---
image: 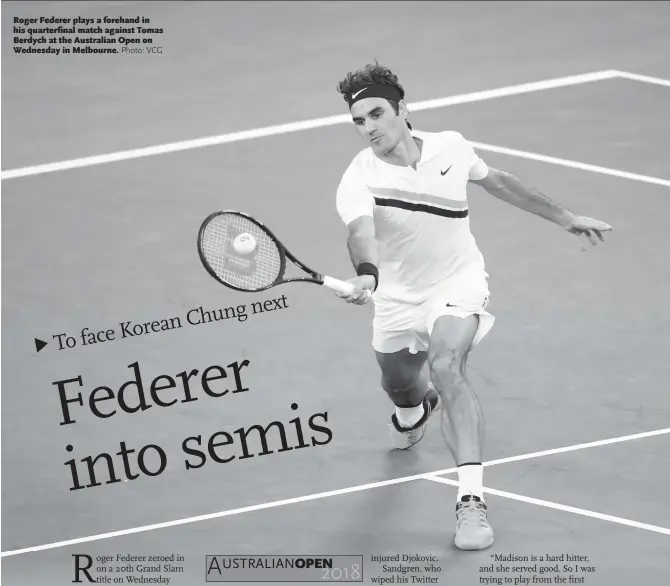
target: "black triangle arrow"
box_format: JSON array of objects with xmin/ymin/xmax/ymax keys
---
[{"xmin": 35, "ymin": 338, "xmax": 47, "ymax": 353}]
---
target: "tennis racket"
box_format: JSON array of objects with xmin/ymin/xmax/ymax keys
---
[{"xmin": 197, "ymin": 210, "xmax": 368, "ymax": 298}]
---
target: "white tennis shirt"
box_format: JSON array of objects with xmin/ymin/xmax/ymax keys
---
[{"xmin": 336, "ymin": 130, "xmax": 490, "ymax": 303}]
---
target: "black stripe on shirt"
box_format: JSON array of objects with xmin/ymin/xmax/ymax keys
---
[{"xmin": 374, "ymin": 197, "xmax": 469, "ymax": 218}]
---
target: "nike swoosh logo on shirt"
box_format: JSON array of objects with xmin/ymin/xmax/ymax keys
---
[
  {"xmin": 351, "ymin": 88, "xmax": 368, "ymax": 99},
  {"xmin": 440, "ymin": 165, "xmax": 452, "ymax": 176}
]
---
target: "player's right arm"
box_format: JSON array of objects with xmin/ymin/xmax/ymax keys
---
[
  {"xmin": 345, "ymin": 215, "xmax": 378, "ymax": 268},
  {"xmin": 342, "ymin": 216, "xmax": 378, "ymax": 304},
  {"xmin": 336, "ymin": 162, "xmax": 378, "ymax": 305}
]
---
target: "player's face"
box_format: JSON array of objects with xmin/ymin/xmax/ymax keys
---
[{"xmin": 350, "ymin": 98, "xmax": 407, "ymax": 152}]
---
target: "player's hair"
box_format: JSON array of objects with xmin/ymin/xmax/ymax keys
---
[{"xmin": 337, "ymin": 61, "xmax": 412, "ymax": 128}]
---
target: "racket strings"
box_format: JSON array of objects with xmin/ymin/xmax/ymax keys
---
[{"xmin": 200, "ymin": 214, "xmax": 282, "ymax": 290}]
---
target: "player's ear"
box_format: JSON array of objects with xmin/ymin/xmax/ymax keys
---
[{"xmin": 398, "ymin": 100, "xmax": 409, "ymax": 121}]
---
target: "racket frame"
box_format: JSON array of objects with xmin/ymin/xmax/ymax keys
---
[{"xmin": 197, "ymin": 210, "xmax": 331, "ymax": 293}]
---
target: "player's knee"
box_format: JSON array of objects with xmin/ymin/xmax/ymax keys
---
[{"xmin": 381, "ymin": 370, "xmax": 420, "ymax": 395}]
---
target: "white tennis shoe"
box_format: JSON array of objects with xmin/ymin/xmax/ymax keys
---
[{"xmin": 454, "ymin": 494, "xmax": 495, "ymax": 550}]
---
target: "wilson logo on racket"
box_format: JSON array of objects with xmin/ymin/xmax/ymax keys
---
[{"xmin": 223, "ymin": 253, "xmax": 256, "ymax": 276}]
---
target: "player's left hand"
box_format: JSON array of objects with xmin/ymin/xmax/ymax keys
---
[{"xmin": 565, "ymin": 215, "xmax": 613, "ymax": 250}]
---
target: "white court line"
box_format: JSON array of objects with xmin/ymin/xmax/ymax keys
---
[
  {"xmin": 484, "ymin": 427, "xmax": 670, "ymax": 468},
  {"xmin": 0, "ymin": 468, "xmax": 457, "ymax": 558},
  {"xmin": 415, "ymin": 427, "xmax": 670, "ymax": 477},
  {"xmin": 611, "ymin": 70, "xmax": 670, "ymax": 88},
  {"xmin": 0, "ymin": 70, "xmax": 618, "ymax": 180},
  {"xmin": 2, "ymin": 427, "xmax": 668, "ymax": 558},
  {"xmin": 397, "ymin": 70, "xmax": 619, "ymax": 113},
  {"xmin": 425, "ymin": 476, "xmax": 670, "ymax": 536},
  {"xmin": 470, "ymin": 141, "xmax": 670, "ymax": 188}
]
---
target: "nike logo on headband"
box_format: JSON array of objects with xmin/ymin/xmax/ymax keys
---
[{"xmin": 351, "ymin": 88, "xmax": 368, "ymax": 99}]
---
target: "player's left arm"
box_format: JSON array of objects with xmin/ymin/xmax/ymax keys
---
[{"xmin": 470, "ymin": 166, "xmax": 613, "ymax": 248}]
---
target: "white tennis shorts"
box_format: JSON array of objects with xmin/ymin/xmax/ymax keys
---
[{"xmin": 371, "ymin": 276, "xmax": 495, "ymax": 354}]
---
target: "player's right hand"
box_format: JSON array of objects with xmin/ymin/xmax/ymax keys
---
[{"xmin": 336, "ymin": 275, "xmax": 375, "ymax": 305}]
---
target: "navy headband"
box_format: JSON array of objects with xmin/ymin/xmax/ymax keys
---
[{"xmin": 347, "ymin": 84, "xmax": 403, "ymax": 108}]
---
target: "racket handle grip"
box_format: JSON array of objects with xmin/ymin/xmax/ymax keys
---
[
  {"xmin": 322, "ymin": 276, "xmax": 373, "ymax": 302},
  {"xmin": 322, "ymin": 277, "xmax": 373, "ymax": 303},
  {"xmin": 322, "ymin": 276, "xmax": 355, "ymax": 295}
]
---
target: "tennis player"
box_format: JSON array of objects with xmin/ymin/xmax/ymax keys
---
[{"xmin": 333, "ymin": 63, "xmax": 612, "ymax": 551}]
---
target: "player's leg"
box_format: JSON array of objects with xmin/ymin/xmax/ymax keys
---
[
  {"xmin": 427, "ymin": 314, "xmax": 494, "ymax": 550},
  {"xmin": 374, "ymin": 348, "xmax": 440, "ymax": 449},
  {"xmin": 372, "ymin": 295, "xmax": 443, "ymax": 448},
  {"xmin": 428, "ymin": 314, "xmax": 483, "ymax": 463},
  {"xmin": 376, "ymin": 347, "xmax": 427, "ymax": 408}
]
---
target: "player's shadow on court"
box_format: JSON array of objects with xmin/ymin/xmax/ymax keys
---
[{"xmin": 323, "ymin": 449, "xmax": 443, "ymax": 553}]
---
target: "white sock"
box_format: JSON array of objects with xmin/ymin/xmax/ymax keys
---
[
  {"xmin": 457, "ymin": 463, "xmax": 484, "ymax": 501},
  {"xmin": 395, "ymin": 403, "xmax": 425, "ymax": 429}
]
